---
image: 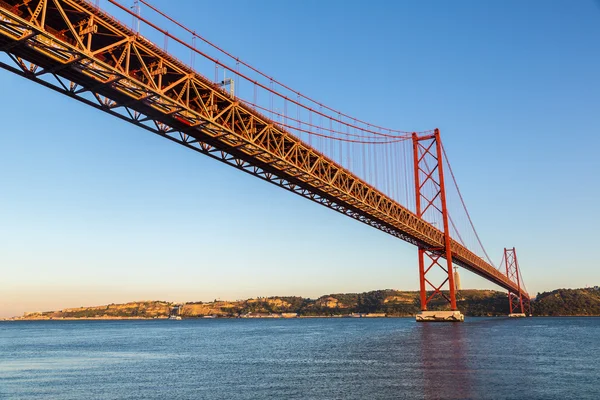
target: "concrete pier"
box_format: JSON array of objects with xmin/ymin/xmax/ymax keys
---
[
  {"xmin": 508, "ymin": 313, "xmax": 526, "ymax": 318},
  {"xmin": 415, "ymin": 311, "xmax": 464, "ymax": 322}
]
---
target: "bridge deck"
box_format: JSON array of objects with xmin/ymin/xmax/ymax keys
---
[{"xmin": 0, "ymin": 0, "xmax": 528, "ymax": 299}]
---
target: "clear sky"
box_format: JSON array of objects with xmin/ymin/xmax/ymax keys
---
[{"xmin": 1, "ymin": 0, "xmax": 599, "ymax": 318}]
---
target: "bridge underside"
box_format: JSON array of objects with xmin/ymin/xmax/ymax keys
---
[{"xmin": 0, "ymin": 0, "xmax": 528, "ymax": 301}]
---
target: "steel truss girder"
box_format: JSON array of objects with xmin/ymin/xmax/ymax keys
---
[
  {"xmin": 0, "ymin": 0, "xmax": 527, "ymax": 299},
  {"xmin": 0, "ymin": 55, "xmax": 421, "ymax": 246}
]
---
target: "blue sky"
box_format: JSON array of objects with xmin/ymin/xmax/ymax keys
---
[{"xmin": 1, "ymin": 0, "xmax": 599, "ymax": 317}]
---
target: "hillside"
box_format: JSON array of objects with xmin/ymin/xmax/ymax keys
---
[
  {"xmin": 532, "ymin": 288, "xmax": 600, "ymax": 316},
  {"xmin": 16, "ymin": 289, "xmax": 511, "ymax": 319},
  {"xmin": 15, "ymin": 288, "xmax": 600, "ymax": 320},
  {"xmin": 21, "ymin": 301, "xmax": 172, "ymax": 320}
]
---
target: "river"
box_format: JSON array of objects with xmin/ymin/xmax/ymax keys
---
[{"xmin": 1, "ymin": 317, "xmax": 599, "ymax": 399}]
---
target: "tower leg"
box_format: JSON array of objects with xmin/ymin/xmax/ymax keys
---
[{"xmin": 418, "ymin": 248, "xmax": 427, "ymax": 311}]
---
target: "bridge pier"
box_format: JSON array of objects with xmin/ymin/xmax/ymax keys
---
[
  {"xmin": 415, "ymin": 311, "xmax": 464, "ymax": 322},
  {"xmin": 508, "ymin": 313, "xmax": 526, "ymax": 318}
]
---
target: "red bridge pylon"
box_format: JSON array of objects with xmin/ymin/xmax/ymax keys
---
[
  {"xmin": 412, "ymin": 129, "xmax": 457, "ymax": 312},
  {"xmin": 504, "ymin": 247, "xmax": 530, "ymax": 316}
]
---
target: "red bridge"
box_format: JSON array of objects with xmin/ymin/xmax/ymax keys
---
[{"xmin": 0, "ymin": 0, "xmax": 530, "ymax": 320}]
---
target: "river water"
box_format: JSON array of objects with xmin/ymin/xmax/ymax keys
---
[{"xmin": 0, "ymin": 318, "xmax": 599, "ymax": 399}]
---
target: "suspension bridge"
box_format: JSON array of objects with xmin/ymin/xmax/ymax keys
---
[{"xmin": 0, "ymin": 0, "xmax": 530, "ymax": 321}]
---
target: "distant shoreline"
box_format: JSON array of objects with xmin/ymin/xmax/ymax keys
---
[
  {"xmin": 6, "ymin": 315, "xmax": 600, "ymax": 321},
  {"xmin": 8, "ymin": 287, "xmax": 600, "ymax": 320}
]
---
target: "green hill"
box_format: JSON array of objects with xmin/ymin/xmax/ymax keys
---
[{"xmin": 533, "ymin": 288, "xmax": 600, "ymax": 316}]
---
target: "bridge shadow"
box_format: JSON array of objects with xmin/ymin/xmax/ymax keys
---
[{"xmin": 417, "ymin": 322, "xmax": 474, "ymax": 400}]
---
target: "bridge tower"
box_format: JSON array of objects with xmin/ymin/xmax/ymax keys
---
[
  {"xmin": 504, "ymin": 247, "xmax": 528, "ymax": 317},
  {"xmin": 412, "ymin": 129, "xmax": 463, "ymax": 322}
]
